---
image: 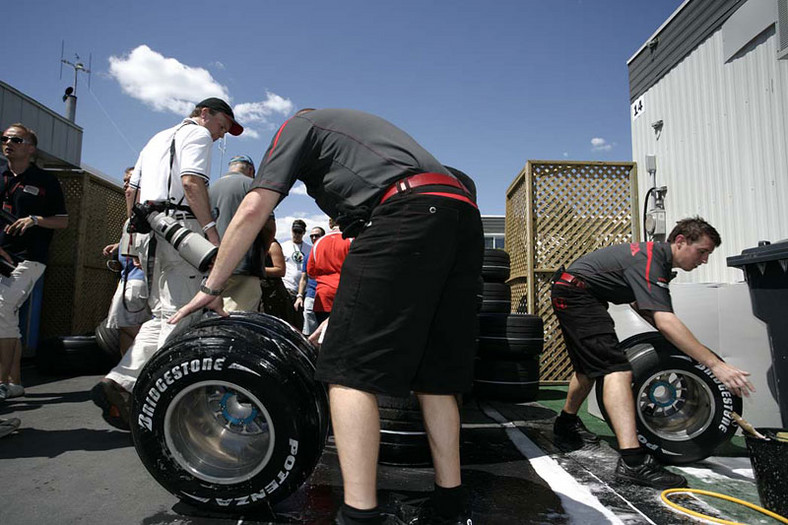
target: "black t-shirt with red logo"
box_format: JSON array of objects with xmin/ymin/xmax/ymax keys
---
[
  {"xmin": 567, "ymin": 241, "xmax": 675, "ymax": 312},
  {"xmin": 1, "ymin": 164, "xmax": 68, "ymax": 263}
]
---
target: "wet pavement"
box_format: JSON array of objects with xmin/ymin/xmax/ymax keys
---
[{"xmin": 0, "ymin": 367, "xmax": 778, "ymax": 524}]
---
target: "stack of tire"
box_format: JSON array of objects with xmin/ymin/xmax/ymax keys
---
[{"xmin": 474, "ymin": 248, "xmax": 544, "ymax": 402}]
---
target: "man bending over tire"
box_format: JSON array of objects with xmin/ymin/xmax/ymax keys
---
[
  {"xmin": 171, "ymin": 108, "xmax": 482, "ymax": 525},
  {"xmin": 550, "ymin": 217, "xmax": 754, "ymax": 490}
]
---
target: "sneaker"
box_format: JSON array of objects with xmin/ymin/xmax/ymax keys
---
[
  {"xmin": 614, "ymin": 455, "xmax": 687, "ymax": 490},
  {"xmin": 553, "ymin": 415, "xmax": 600, "ymax": 448},
  {"xmin": 91, "ymin": 379, "xmax": 131, "ymax": 431},
  {"xmin": 0, "ymin": 417, "xmax": 21, "ymax": 438},
  {"xmin": 408, "ymin": 499, "xmax": 473, "ymax": 525},
  {"xmin": 0, "ymin": 383, "xmax": 24, "ymax": 400}
]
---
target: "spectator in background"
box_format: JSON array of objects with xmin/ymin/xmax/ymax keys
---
[
  {"xmin": 307, "ymin": 219, "xmax": 351, "ymax": 325},
  {"xmin": 259, "ymin": 214, "xmax": 292, "ymax": 321},
  {"xmin": 101, "ymin": 167, "xmax": 150, "ymax": 357},
  {"xmin": 1, "ymin": 123, "xmax": 68, "ymax": 401},
  {"xmin": 280, "ymin": 219, "xmax": 311, "ymax": 331},
  {"xmin": 210, "ymin": 155, "xmax": 265, "ymax": 312},
  {"xmin": 295, "ymin": 226, "xmax": 325, "ymax": 335}
]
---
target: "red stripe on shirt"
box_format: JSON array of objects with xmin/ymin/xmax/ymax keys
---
[
  {"xmin": 645, "ymin": 242, "xmax": 653, "ymax": 291},
  {"xmin": 266, "ymin": 118, "xmax": 292, "ymax": 160}
]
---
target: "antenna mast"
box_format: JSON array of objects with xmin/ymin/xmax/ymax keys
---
[{"xmin": 60, "ymin": 41, "xmax": 92, "ymax": 122}]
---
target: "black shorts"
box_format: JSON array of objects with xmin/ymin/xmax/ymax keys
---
[
  {"xmin": 315, "ymin": 193, "xmax": 483, "ymax": 397},
  {"xmin": 551, "ymin": 281, "xmax": 631, "ymax": 379}
]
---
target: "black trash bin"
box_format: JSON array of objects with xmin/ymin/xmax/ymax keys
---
[{"xmin": 728, "ymin": 239, "xmax": 788, "ymax": 427}]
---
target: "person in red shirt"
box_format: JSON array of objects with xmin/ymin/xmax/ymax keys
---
[{"xmin": 307, "ymin": 218, "xmax": 351, "ymax": 324}]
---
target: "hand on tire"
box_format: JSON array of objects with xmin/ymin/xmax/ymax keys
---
[
  {"xmin": 710, "ymin": 361, "xmax": 755, "ymax": 397},
  {"xmin": 169, "ymin": 291, "xmax": 226, "ymax": 325}
]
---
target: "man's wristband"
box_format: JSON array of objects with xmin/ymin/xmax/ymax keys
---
[
  {"xmin": 202, "ymin": 221, "xmax": 216, "ymax": 233},
  {"xmin": 30, "ymin": 215, "xmax": 39, "ymax": 226},
  {"xmin": 199, "ymin": 283, "xmax": 224, "ymax": 296},
  {"xmin": 296, "ymin": 293, "xmax": 304, "ymax": 299}
]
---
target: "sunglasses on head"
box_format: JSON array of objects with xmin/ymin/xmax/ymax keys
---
[{"xmin": 1, "ymin": 136, "xmax": 31, "ymax": 145}]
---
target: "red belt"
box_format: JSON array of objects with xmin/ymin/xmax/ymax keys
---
[
  {"xmin": 556, "ymin": 272, "xmax": 586, "ymax": 289},
  {"xmin": 379, "ymin": 173, "xmax": 477, "ymax": 208}
]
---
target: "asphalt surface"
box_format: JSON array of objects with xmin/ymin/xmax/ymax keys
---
[{"xmin": 0, "ymin": 366, "xmax": 772, "ymax": 524}]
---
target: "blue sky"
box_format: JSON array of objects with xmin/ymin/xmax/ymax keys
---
[{"xmin": 5, "ymin": 0, "xmax": 682, "ymax": 238}]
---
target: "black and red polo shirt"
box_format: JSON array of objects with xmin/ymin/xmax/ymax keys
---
[
  {"xmin": 567, "ymin": 241, "xmax": 675, "ymax": 312},
  {"xmin": 1, "ymin": 164, "xmax": 68, "ymax": 264}
]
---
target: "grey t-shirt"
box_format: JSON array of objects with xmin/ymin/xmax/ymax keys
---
[
  {"xmin": 210, "ymin": 172, "xmax": 262, "ymax": 276},
  {"xmin": 250, "ymin": 109, "xmax": 449, "ymax": 225},
  {"xmin": 567, "ymin": 241, "xmax": 675, "ymax": 312}
]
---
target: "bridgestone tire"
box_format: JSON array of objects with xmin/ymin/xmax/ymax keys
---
[
  {"xmin": 594, "ymin": 332, "xmax": 742, "ymax": 465},
  {"xmin": 131, "ymin": 313, "xmax": 329, "ymax": 512},
  {"xmin": 480, "ymin": 282, "xmax": 511, "ymax": 313},
  {"xmin": 482, "ymin": 249, "xmax": 510, "ymax": 282},
  {"xmin": 477, "ymin": 313, "xmax": 544, "ymax": 358},
  {"xmin": 473, "ymin": 357, "xmax": 540, "ymax": 402},
  {"xmin": 378, "ymin": 394, "xmax": 431, "ymax": 467}
]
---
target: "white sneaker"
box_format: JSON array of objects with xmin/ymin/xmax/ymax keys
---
[{"xmin": 0, "ymin": 383, "xmax": 25, "ymax": 399}]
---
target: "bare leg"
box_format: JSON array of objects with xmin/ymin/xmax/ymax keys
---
[
  {"xmin": 602, "ymin": 370, "xmax": 640, "ymax": 449},
  {"xmin": 562, "ymin": 372, "xmax": 595, "ymax": 415},
  {"xmin": 418, "ymin": 393, "xmax": 462, "ymax": 488},
  {"xmin": 329, "ymin": 384, "xmax": 380, "ymax": 509}
]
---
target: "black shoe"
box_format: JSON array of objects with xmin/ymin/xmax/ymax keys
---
[
  {"xmin": 614, "ymin": 455, "xmax": 687, "ymax": 490},
  {"xmin": 553, "ymin": 415, "xmax": 600, "ymax": 448},
  {"xmin": 91, "ymin": 380, "xmax": 131, "ymax": 431},
  {"xmin": 408, "ymin": 499, "xmax": 473, "ymax": 525}
]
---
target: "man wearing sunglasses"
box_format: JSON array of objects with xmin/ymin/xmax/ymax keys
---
[
  {"xmin": 281, "ymin": 218, "xmax": 311, "ymax": 331},
  {"xmin": 1, "ymin": 124, "xmax": 68, "ymax": 401}
]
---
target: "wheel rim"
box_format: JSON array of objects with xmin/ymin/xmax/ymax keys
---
[
  {"xmin": 635, "ymin": 368, "xmax": 715, "ymax": 441},
  {"xmin": 164, "ymin": 380, "xmax": 274, "ymax": 484}
]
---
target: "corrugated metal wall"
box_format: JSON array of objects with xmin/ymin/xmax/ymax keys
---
[{"xmin": 631, "ymin": 24, "xmax": 788, "ymax": 284}]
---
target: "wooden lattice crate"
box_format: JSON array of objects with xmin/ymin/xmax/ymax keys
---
[{"xmin": 505, "ymin": 160, "xmax": 638, "ymax": 382}]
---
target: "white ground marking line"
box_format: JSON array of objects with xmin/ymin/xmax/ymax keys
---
[{"xmin": 479, "ymin": 403, "xmax": 657, "ymax": 525}]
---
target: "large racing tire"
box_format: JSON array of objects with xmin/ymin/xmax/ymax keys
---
[
  {"xmin": 131, "ymin": 313, "xmax": 329, "ymax": 512},
  {"xmin": 482, "ymin": 248, "xmax": 510, "ymax": 282},
  {"xmin": 378, "ymin": 394, "xmax": 432, "ymax": 467},
  {"xmin": 480, "ymin": 282, "xmax": 511, "ymax": 313},
  {"xmin": 477, "ymin": 313, "xmax": 543, "ymax": 359},
  {"xmin": 473, "ymin": 357, "xmax": 540, "ymax": 402},
  {"xmin": 595, "ymin": 332, "xmax": 742, "ymax": 465}
]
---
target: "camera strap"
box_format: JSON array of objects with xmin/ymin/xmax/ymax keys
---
[{"xmin": 167, "ymin": 120, "xmax": 198, "ymax": 212}]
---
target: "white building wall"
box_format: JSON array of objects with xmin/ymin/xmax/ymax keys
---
[{"xmin": 631, "ymin": 24, "xmax": 788, "ymax": 284}]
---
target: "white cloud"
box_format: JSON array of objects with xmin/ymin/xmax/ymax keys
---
[
  {"xmin": 290, "ymin": 182, "xmax": 309, "ymax": 196},
  {"xmin": 591, "ymin": 137, "xmax": 614, "ymax": 152},
  {"xmin": 108, "ymin": 45, "xmax": 230, "ymax": 115},
  {"xmin": 234, "ymin": 93, "xmax": 294, "ymax": 139},
  {"xmin": 108, "ymin": 47, "xmax": 293, "ymax": 140},
  {"xmin": 562, "ymin": 151, "xmax": 569, "ymax": 158}
]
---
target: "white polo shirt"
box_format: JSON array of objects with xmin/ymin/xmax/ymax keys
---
[{"xmin": 129, "ymin": 118, "xmax": 213, "ymax": 205}]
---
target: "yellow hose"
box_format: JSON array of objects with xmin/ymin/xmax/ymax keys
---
[{"xmin": 661, "ymin": 488, "xmax": 788, "ymax": 524}]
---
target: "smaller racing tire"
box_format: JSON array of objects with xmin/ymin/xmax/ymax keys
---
[
  {"xmin": 473, "ymin": 357, "xmax": 540, "ymax": 402},
  {"xmin": 595, "ymin": 332, "xmax": 742, "ymax": 465},
  {"xmin": 477, "ymin": 313, "xmax": 543, "ymax": 359}
]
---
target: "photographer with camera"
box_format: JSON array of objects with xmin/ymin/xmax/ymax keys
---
[
  {"xmin": 91, "ymin": 98, "xmax": 243, "ymax": 430},
  {"xmin": 1, "ymin": 123, "xmax": 68, "ymax": 401}
]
